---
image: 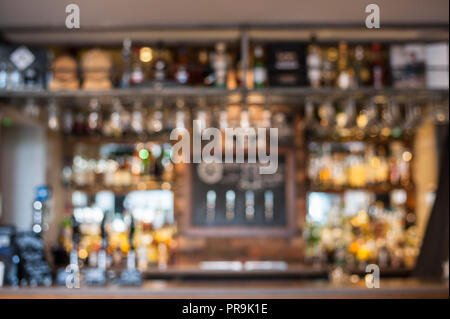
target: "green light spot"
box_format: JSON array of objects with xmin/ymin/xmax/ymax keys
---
[
  {"xmin": 139, "ymin": 149, "xmax": 149, "ymax": 160},
  {"xmin": 2, "ymin": 117, "xmax": 12, "ymax": 127}
]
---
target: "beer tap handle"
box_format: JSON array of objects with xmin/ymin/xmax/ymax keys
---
[
  {"xmin": 129, "ymin": 215, "xmax": 135, "ymax": 251},
  {"xmin": 100, "ymin": 215, "xmax": 107, "ymax": 249}
]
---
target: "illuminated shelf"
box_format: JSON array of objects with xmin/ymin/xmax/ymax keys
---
[
  {"xmin": 64, "ymin": 133, "xmax": 172, "ymax": 145},
  {"xmin": 68, "ymin": 181, "xmax": 174, "ymax": 195}
]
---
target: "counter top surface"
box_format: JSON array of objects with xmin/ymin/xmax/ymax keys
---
[{"xmin": 0, "ymin": 278, "xmax": 448, "ymax": 299}]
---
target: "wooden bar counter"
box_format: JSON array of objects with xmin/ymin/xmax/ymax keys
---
[{"xmin": 0, "ymin": 278, "xmax": 447, "ymax": 299}]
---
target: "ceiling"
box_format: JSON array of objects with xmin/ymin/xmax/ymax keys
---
[
  {"xmin": 0, "ymin": 0, "xmax": 448, "ymax": 28},
  {"xmin": 0, "ymin": 0, "xmax": 448, "ymax": 44}
]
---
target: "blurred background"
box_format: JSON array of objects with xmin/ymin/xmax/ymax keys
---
[{"xmin": 0, "ymin": 0, "xmax": 448, "ymax": 298}]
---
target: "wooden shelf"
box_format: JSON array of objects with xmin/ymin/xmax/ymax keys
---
[
  {"xmin": 0, "ymin": 87, "xmax": 448, "ymax": 100},
  {"xmin": 307, "ymin": 136, "xmax": 415, "ymax": 146},
  {"xmin": 307, "ymin": 184, "xmax": 414, "ymax": 194}
]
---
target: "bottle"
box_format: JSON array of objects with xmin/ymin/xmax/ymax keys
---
[
  {"xmin": 153, "ymin": 42, "xmax": 168, "ymax": 83},
  {"xmin": 23, "ymin": 67, "xmax": 39, "ymax": 88},
  {"xmin": 318, "ymin": 145, "xmax": 332, "ymax": 187},
  {"xmin": 375, "ymin": 145, "xmax": 389, "ymax": 185},
  {"xmin": 130, "ymin": 47, "xmax": 144, "ymax": 86},
  {"xmin": 175, "ymin": 98, "xmax": 186, "ymax": 130},
  {"xmin": 152, "ymin": 144, "xmax": 164, "ymax": 179},
  {"xmin": 306, "ymin": 36, "xmax": 322, "ymax": 88},
  {"xmin": 147, "ymin": 98, "xmax": 164, "ymax": 133},
  {"xmin": 70, "ymin": 217, "xmax": 80, "ymax": 270},
  {"xmin": 371, "ymin": 43, "xmax": 386, "ymax": 89},
  {"xmin": 161, "ymin": 143, "xmax": 174, "ymax": 182},
  {"xmin": 198, "ymin": 49, "xmax": 214, "ymax": 86},
  {"xmin": 174, "ymin": 45, "xmax": 190, "ymax": 85},
  {"xmin": 63, "ymin": 109, "xmax": 74, "ymax": 134},
  {"xmin": 322, "ymin": 47, "xmax": 338, "ymax": 87},
  {"xmin": 336, "ymin": 41, "xmax": 354, "ymax": 89},
  {"xmin": 8, "ymin": 65, "xmax": 22, "ymax": 90},
  {"xmin": 73, "ymin": 108, "xmax": 86, "ymax": 136},
  {"xmin": 253, "ymin": 45, "xmax": 267, "ymax": 88},
  {"xmin": 0, "ymin": 63, "xmax": 8, "ymax": 89},
  {"xmin": 127, "ymin": 216, "xmax": 136, "ymax": 271},
  {"xmin": 354, "ymin": 45, "xmax": 371, "ymax": 87},
  {"xmin": 120, "ymin": 38, "xmax": 132, "ymax": 88},
  {"xmin": 130, "ymin": 99, "xmax": 144, "ymax": 135},
  {"xmin": 86, "ymin": 98, "xmax": 101, "ymax": 135},
  {"xmin": 213, "ymin": 42, "xmax": 228, "ymax": 88}
]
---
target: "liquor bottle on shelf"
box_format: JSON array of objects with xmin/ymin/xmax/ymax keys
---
[
  {"xmin": 175, "ymin": 97, "xmax": 187, "ymax": 130},
  {"xmin": 103, "ymin": 98, "xmax": 124, "ymax": 137},
  {"xmin": 353, "ymin": 45, "xmax": 371, "ymax": 87},
  {"xmin": 23, "ymin": 66, "xmax": 40, "ymax": 89},
  {"xmin": 304, "ymin": 99, "xmax": 320, "ymax": 138},
  {"xmin": 306, "ymin": 36, "xmax": 322, "ymax": 88},
  {"xmin": 388, "ymin": 98, "xmax": 403, "ymax": 138},
  {"xmin": 73, "ymin": 107, "xmax": 86, "ymax": 135},
  {"xmin": 364, "ymin": 145, "xmax": 378, "ymax": 186},
  {"xmin": 152, "ymin": 42, "xmax": 169, "ymax": 84},
  {"xmin": 152, "ymin": 143, "xmax": 164, "ymax": 179},
  {"xmin": 130, "ymin": 47, "xmax": 145, "ymax": 86},
  {"xmin": 86, "ymin": 98, "xmax": 101, "ymax": 135},
  {"xmin": 322, "ymin": 46, "xmax": 338, "ymax": 87},
  {"xmin": 47, "ymin": 99, "xmax": 60, "ymax": 131},
  {"xmin": 371, "ymin": 42, "xmax": 387, "ymax": 89},
  {"xmin": 374, "ymin": 145, "xmax": 390, "ymax": 185},
  {"xmin": 253, "ymin": 45, "xmax": 267, "ymax": 88},
  {"xmin": 130, "ymin": 99, "xmax": 145, "ymax": 135},
  {"xmin": 357, "ymin": 97, "xmax": 381, "ymax": 139},
  {"xmin": 336, "ymin": 98, "xmax": 357, "ymax": 139},
  {"xmin": 161, "ymin": 143, "xmax": 174, "ymax": 181},
  {"xmin": 380, "ymin": 99, "xmax": 401, "ymax": 139},
  {"xmin": 8, "ymin": 65, "xmax": 23, "ymax": 90},
  {"xmin": 336, "ymin": 41, "xmax": 354, "ymax": 89},
  {"xmin": 0, "ymin": 62, "xmax": 8, "ymax": 89},
  {"xmin": 174, "ymin": 45, "xmax": 190, "ymax": 85},
  {"xmin": 62, "ymin": 109, "xmax": 74, "ymax": 135},
  {"xmin": 317, "ymin": 100, "xmax": 336, "ymax": 139},
  {"xmin": 147, "ymin": 97, "xmax": 164, "ymax": 133},
  {"xmin": 307, "ymin": 140, "xmax": 412, "ymax": 190},
  {"xmin": 120, "ymin": 38, "xmax": 132, "ymax": 88},
  {"xmin": 213, "ymin": 42, "xmax": 228, "ymax": 88},
  {"xmin": 196, "ymin": 49, "xmax": 214, "ymax": 86}
]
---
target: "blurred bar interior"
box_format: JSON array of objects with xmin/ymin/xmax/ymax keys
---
[{"xmin": 0, "ymin": 0, "xmax": 448, "ymax": 298}]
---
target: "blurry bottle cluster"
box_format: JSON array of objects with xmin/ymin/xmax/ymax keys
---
[
  {"xmin": 304, "ymin": 191, "xmax": 420, "ymax": 270},
  {"xmin": 66, "ymin": 142, "xmax": 174, "ymax": 189},
  {"xmin": 58, "ymin": 208, "xmax": 178, "ymax": 273},
  {"xmin": 308, "ymin": 141, "xmax": 412, "ymax": 189},
  {"xmin": 0, "ymin": 40, "xmax": 447, "ymax": 91}
]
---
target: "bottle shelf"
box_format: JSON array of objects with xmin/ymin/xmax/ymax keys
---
[
  {"xmin": 0, "ymin": 86, "xmax": 448, "ymax": 100},
  {"xmin": 64, "ymin": 133, "xmax": 172, "ymax": 145},
  {"xmin": 307, "ymin": 183, "xmax": 414, "ymax": 194},
  {"xmin": 68, "ymin": 180, "xmax": 174, "ymax": 195},
  {"xmin": 307, "ymin": 136, "xmax": 415, "ymax": 146}
]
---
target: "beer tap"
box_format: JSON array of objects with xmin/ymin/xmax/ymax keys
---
[
  {"xmin": 119, "ymin": 215, "xmax": 142, "ymax": 286},
  {"xmin": 56, "ymin": 216, "xmax": 80, "ymax": 286},
  {"xmin": 84, "ymin": 215, "xmax": 108, "ymax": 286}
]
